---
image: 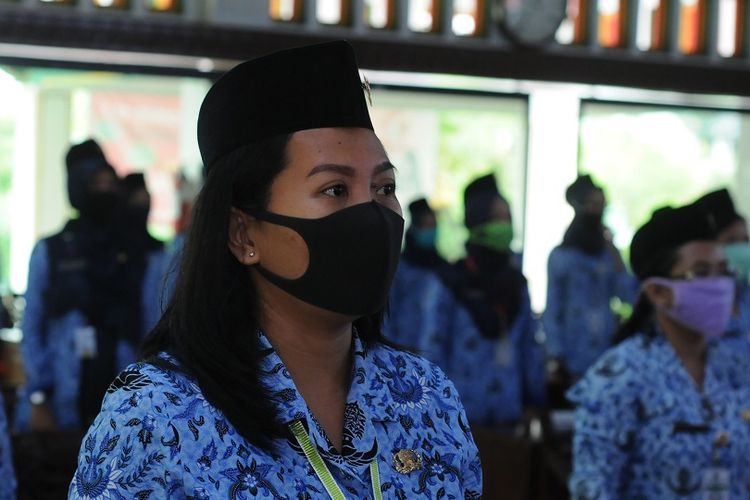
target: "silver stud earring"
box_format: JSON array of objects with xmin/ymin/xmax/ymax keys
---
[{"xmin": 248, "ymin": 250, "xmax": 255, "ymax": 258}]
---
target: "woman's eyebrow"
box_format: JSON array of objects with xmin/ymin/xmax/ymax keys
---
[
  {"xmin": 307, "ymin": 164, "xmax": 356, "ymax": 178},
  {"xmin": 374, "ymin": 161, "xmax": 396, "ymax": 174},
  {"xmin": 307, "ymin": 161, "xmax": 396, "ymax": 178}
]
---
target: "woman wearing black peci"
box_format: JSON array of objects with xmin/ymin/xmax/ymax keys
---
[{"xmin": 69, "ymin": 41, "xmax": 482, "ymax": 499}]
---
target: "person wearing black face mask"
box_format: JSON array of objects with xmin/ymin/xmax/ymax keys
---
[
  {"xmin": 18, "ymin": 139, "xmax": 147, "ymax": 439},
  {"xmin": 543, "ymin": 175, "xmax": 637, "ymax": 387},
  {"xmin": 436, "ymin": 174, "xmax": 545, "ymax": 433},
  {"xmin": 69, "ymin": 42, "xmax": 482, "ymax": 499}
]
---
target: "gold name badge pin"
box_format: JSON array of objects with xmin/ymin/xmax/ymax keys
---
[
  {"xmin": 741, "ymin": 409, "xmax": 750, "ymax": 422},
  {"xmin": 393, "ymin": 449, "xmax": 422, "ymax": 474}
]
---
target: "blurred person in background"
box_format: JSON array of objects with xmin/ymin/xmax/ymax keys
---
[
  {"xmin": 0, "ymin": 263, "xmax": 16, "ymax": 498},
  {"xmin": 568, "ymin": 203, "xmax": 750, "ymax": 499},
  {"xmin": 121, "ymin": 173, "xmax": 166, "ymax": 335},
  {"xmin": 142, "ymin": 170, "xmax": 204, "ymax": 330},
  {"xmin": 694, "ymin": 188, "xmax": 750, "ymax": 339},
  {"xmin": 18, "ymin": 139, "xmax": 144, "ymax": 432},
  {"xmin": 437, "ymin": 173, "xmax": 545, "ymax": 432},
  {"xmin": 384, "ymin": 198, "xmax": 454, "ymax": 355},
  {"xmin": 543, "ymin": 175, "xmax": 636, "ymax": 387}
]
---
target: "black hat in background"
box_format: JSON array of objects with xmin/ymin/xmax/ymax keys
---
[
  {"xmin": 565, "ymin": 174, "xmax": 602, "ymax": 209},
  {"xmin": 463, "ymin": 174, "xmax": 504, "ymax": 229},
  {"xmin": 65, "ymin": 138, "xmax": 116, "ymax": 210},
  {"xmin": 693, "ymin": 189, "xmax": 742, "ymax": 233},
  {"xmin": 121, "ymin": 173, "xmax": 147, "ymax": 193},
  {"xmin": 408, "ymin": 198, "xmax": 433, "ymax": 222},
  {"xmin": 630, "ymin": 204, "xmax": 717, "ymax": 281},
  {"xmin": 197, "ymin": 41, "xmax": 373, "ymax": 170}
]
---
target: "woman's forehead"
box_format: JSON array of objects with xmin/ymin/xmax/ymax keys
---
[
  {"xmin": 675, "ymin": 241, "xmax": 723, "ymax": 267},
  {"xmin": 287, "ymin": 128, "xmax": 386, "ymax": 161}
]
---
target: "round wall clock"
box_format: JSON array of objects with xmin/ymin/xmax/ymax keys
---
[{"xmin": 493, "ymin": 0, "xmax": 568, "ymax": 47}]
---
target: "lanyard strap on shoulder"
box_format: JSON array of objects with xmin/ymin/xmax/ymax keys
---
[{"xmin": 289, "ymin": 420, "xmax": 381, "ymax": 500}]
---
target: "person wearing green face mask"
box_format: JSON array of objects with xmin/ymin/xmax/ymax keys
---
[
  {"xmin": 694, "ymin": 189, "xmax": 750, "ymax": 340},
  {"xmin": 436, "ymin": 174, "xmax": 545, "ymax": 433},
  {"xmin": 543, "ymin": 175, "xmax": 637, "ymax": 388}
]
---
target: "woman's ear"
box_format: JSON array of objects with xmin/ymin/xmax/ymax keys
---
[
  {"xmin": 642, "ymin": 280, "xmax": 674, "ymax": 309},
  {"xmin": 228, "ymin": 208, "xmax": 260, "ymax": 266}
]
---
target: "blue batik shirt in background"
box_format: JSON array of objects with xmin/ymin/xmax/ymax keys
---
[
  {"xmin": 543, "ymin": 246, "xmax": 637, "ymax": 377},
  {"xmin": 441, "ymin": 285, "xmax": 546, "ymax": 428},
  {"xmin": 69, "ymin": 331, "xmax": 482, "ymax": 499},
  {"xmin": 18, "ymin": 237, "xmax": 163, "ymax": 430},
  {"xmin": 0, "ymin": 392, "xmax": 16, "ymax": 499},
  {"xmin": 728, "ymin": 281, "xmax": 750, "ymax": 339},
  {"xmin": 385, "ymin": 259, "xmax": 545, "ymax": 428},
  {"xmin": 568, "ymin": 334, "xmax": 750, "ymax": 500},
  {"xmin": 384, "ymin": 260, "xmax": 456, "ymax": 365}
]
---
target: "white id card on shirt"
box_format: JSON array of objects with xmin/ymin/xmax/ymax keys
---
[
  {"xmin": 494, "ymin": 336, "xmax": 513, "ymax": 367},
  {"xmin": 702, "ymin": 467, "xmax": 730, "ymax": 500},
  {"xmin": 74, "ymin": 326, "xmax": 97, "ymax": 359}
]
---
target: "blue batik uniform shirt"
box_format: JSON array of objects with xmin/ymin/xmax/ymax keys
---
[
  {"xmin": 19, "ymin": 239, "xmax": 142, "ymax": 429},
  {"xmin": 544, "ymin": 246, "xmax": 637, "ymax": 377},
  {"xmin": 441, "ymin": 285, "xmax": 546, "ymax": 428},
  {"xmin": 384, "ymin": 260, "xmax": 456, "ymax": 364},
  {"xmin": 69, "ymin": 331, "xmax": 482, "ymax": 498},
  {"xmin": 568, "ymin": 334, "xmax": 750, "ymax": 500}
]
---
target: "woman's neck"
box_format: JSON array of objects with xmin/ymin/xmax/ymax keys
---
[
  {"xmin": 258, "ymin": 290, "xmax": 353, "ymax": 451},
  {"xmin": 657, "ymin": 314, "xmax": 707, "ymax": 390}
]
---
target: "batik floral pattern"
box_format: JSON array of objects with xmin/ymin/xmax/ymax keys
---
[
  {"xmin": 69, "ymin": 333, "xmax": 482, "ymax": 498},
  {"xmin": 568, "ymin": 334, "xmax": 750, "ymax": 499}
]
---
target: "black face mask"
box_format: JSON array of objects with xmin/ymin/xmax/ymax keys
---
[
  {"xmin": 242, "ymin": 201, "xmax": 404, "ymax": 317},
  {"xmin": 81, "ymin": 191, "xmax": 120, "ymax": 225}
]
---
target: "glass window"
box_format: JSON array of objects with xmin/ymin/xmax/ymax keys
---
[
  {"xmin": 316, "ymin": 0, "xmax": 348, "ymax": 25},
  {"xmin": 579, "ymin": 102, "xmax": 748, "ymax": 252},
  {"xmin": 598, "ymin": 0, "xmax": 627, "ymax": 48},
  {"xmin": 370, "ymin": 90, "xmax": 528, "ymax": 260},
  {"xmin": 92, "ymin": 0, "xmax": 129, "ymax": 8},
  {"xmin": 0, "ymin": 66, "xmax": 209, "ymax": 293},
  {"xmin": 269, "ymin": 0, "xmax": 303, "ymax": 22},
  {"xmin": 452, "ymin": 0, "xmax": 484, "ymax": 37},
  {"xmin": 635, "ymin": 0, "xmax": 668, "ymax": 51},
  {"xmin": 679, "ymin": 0, "xmax": 707, "ymax": 54},
  {"xmin": 364, "ymin": 0, "xmax": 395, "ymax": 29},
  {"xmin": 408, "ymin": 0, "xmax": 440, "ymax": 33},
  {"xmin": 145, "ymin": 0, "xmax": 179, "ymax": 12}
]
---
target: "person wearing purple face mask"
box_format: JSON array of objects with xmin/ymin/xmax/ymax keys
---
[{"xmin": 567, "ymin": 203, "xmax": 750, "ymax": 500}]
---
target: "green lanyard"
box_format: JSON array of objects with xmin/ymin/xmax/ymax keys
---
[{"xmin": 289, "ymin": 420, "xmax": 382, "ymax": 500}]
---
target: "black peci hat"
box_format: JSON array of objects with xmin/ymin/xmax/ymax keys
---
[
  {"xmin": 565, "ymin": 174, "xmax": 601, "ymax": 208},
  {"xmin": 693, "ymin": 189, "xmax": 742, "ymax": 233},
  {"xmin": 408, "ymin": 198, "xmax": 433, "ymax": 221},
  {"xmin": 463, "ymin": 174, "xmax": 504, "ymax": 229},
  {"xmin": 197, "ymin": 41, "xmax": 373, "ymax": 170},
  {"xmin": 65, "ymin": 138, "xmax": 116, "ymax": 210},
  {"xmin": 630, "ymin": 204, "xmax": 717, "ymax": 280}
]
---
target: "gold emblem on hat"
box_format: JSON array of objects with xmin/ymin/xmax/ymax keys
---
[
  {"xmin": 741, "ymin": 409, "xmax": 750, "ymax": 422},
  {"xmin": 393, "ymin": 449, "xmax": 422, "ymax": 474},
  {"xmin": 362, "ymin": 75, "xmax": 373, "ymax": 107}
]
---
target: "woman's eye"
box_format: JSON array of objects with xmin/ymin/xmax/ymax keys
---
[
  {"xmin": 322, "ymin": 184, "xmax": 347, "ymax": 197},
  {"xmin": 376, "ymin": 183, "xmax": 396, "ymax": 196}
]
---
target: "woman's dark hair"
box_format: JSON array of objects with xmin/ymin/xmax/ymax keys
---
[
  {"xmin": 611, "ymin": 249, "xmax": 680, "ymax": 345},
  {"xmin": 141, "ymin": 134, "xmax": 387, "ymax": 451}
]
